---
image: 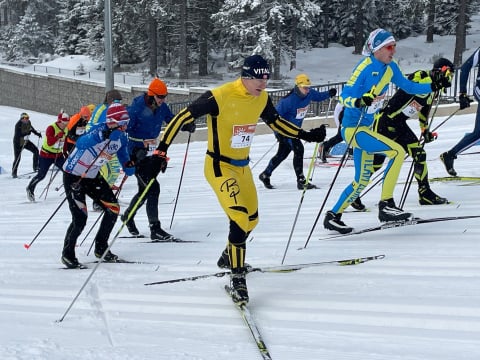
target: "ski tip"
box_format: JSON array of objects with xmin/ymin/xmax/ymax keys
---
[{"xmin": 23, "ymin": 244, "xmax": 30, "ymax": 249}]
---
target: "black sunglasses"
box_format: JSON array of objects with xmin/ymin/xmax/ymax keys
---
[{"xmin": 154, "ymin": 94, "xmax": 167, "ymax": 99}]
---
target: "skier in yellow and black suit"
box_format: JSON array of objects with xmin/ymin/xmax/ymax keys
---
[
  {"xmin": 372, "ymin": 58, "xmax": 454, "ymax": 205},
  {"xmin": 150, "ymin": 55, "xmax": 326, "ymax": 305}
]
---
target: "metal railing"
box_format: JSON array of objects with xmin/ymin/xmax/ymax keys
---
[{"xmin": 3, "ymin": 60, "xmax": 476, "ymax": 120}]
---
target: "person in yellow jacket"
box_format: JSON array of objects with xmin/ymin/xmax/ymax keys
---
[
  {"xmin": 26, "ymin": 112, "xmax": 69, "ymax": 202},
  {"xmin": 149, "ymin": 55, "xmax": 326, "ymax": 305}
]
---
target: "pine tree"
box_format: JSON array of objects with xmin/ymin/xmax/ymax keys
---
[
  {"xmin": 56, "ymin": 0, "xmax": 89, "ymax": 55},
  {"xmin": 5, "ymin": 5, "xmax": 54, "ymax": 61},
  {"xmin": 435, "ymin": 0, "xmax": 459, "ymax": 35}
]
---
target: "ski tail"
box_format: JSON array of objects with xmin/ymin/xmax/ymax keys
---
[
  {"xmin": 225, "ymin": 285, "xmax": 273, "ymax": 360},
  {"xmin": 258, "ymin": 254, "xmax": 385, "ymax": 273}
]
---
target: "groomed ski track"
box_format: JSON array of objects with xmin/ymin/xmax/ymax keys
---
[{"xmin": 1, "ymin": 109, "xmax": 479, "ymax": 359}]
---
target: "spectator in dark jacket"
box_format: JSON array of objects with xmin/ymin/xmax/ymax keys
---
[{"xmin": 12, "ymin": 112, "xmax": 41, "ymax": 178}]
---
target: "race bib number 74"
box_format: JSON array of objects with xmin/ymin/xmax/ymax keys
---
[{"xmin": 231, "ymin": 124, "xmax": 256, "ymax": 148}]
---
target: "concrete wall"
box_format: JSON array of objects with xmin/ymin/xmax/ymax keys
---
[
  {"xmin": 1, "ymin": 65, "xmax": 477, "ymax": 146},
  {"xmin": 0, "ymin": 66, "xmax": 193, "ymax": 117}
]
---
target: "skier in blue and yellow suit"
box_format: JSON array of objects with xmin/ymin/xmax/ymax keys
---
[
  {"xmin": 150, "ymin": 55, "xmax": 326, "ymax": 305},
  {"xmin": 323, "ymin": 29, "xmax": 452, "ymax": 235}
]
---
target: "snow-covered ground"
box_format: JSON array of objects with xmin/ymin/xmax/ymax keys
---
[{"xmin": 0, "ymin": 103, "xmax": 479, "ymax": 359}]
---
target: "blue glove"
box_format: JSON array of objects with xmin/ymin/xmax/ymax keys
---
[
  {"xmin": 123, "ymin": 166, "xmax": 135, "ymax": 176},
  {"xmin": 123, "ymin": 160, "xmax": 136, "ymax": 176}
]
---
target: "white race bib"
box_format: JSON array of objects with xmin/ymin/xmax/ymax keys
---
[
  {"xmin": 231, "ymin": 124, "xmax": 256, "ymax": 148},
  {"xmin": 367, "ymin": 94, "xmax": 386, "ymax": 114},
  {"xmin": 144, "ymin": 139, "xmax": 159, "ymax": 156},
  {"xmin": 401, "ymin": 99, "xmax": 422, "ymax": 117},
  {"xmin": 94, "ymin": 152, "xmax": 113, "ymax": 166},
  {"xmin": 296, "ymin": 106, "xmax": 309, "ymax": 120}
]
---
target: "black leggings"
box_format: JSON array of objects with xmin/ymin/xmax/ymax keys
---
[{"xmin": 264, "ymin": 134, "xmax": 305, "ymax": 178}]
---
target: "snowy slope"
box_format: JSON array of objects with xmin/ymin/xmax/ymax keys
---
[{"xmin": 1, "ymin": 103, "xmax": 479, "ymax": 360}]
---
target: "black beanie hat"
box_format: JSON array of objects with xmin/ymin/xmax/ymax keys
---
[
  {"xmin": 241, "ymin": 55, "xmax": 270, "ymax": 79},
  {"xmin": 433, "ymin": 58, "xmax": 454, "ymax": 72}
]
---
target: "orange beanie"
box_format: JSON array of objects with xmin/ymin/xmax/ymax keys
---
[
  {"xmin": 147, "ymin": 78, "xmax": 168, "ymax": 96},
  {"xmin": 79, "ymin": 106, "xmax": 92, "ymax": 119}
]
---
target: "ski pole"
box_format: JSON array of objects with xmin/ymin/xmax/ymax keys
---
[
  {"xmin": 281, "ymin": 141, "xmax": 320, "ymax": 263},
  {"xmin": 84, "ymin": 175, "xmax": 129, "ymax": 255},
  {"xmin": 250, "ymin": 139, "xmax": 278, "ymax": 170},
  {"xmin": 25, "ymin": 142, "xmax": 111, "ymax": 249},
  {"xmin": 302, "ymin": 108, "xmax": 367, "ymax": 249},
  {"xmin": 169, "ymin": 132, "xmax": 191, "ymax": 229},
  {"xmin": 39, "ymin": 165, "xmax": 61, "ymax": 200},
  {"xmin": 56, "ymin": 177, "xmax": 156, "ymax": 323},
  {"xmin": 24, "ymin": 197, "xmax": 68, "ymax": 249},
  {"xmin": 430, "ymin": 108, "xmax": 460, "ymax": 133},
  {"xmin": 398, "ymin": 108, "xmax": 459, "ymax": 208},
  {"xmin": 281, "ymin": 97, "xmax": 333, "ymax": 263},
  {"xmin": 80, "ymin": 174, "xmax": 128, "ymax": 248},
  {"xmin": 309, "ymin": 97, "xmax": 334, "ymax": 181},
  {"xmin": 398, "ymin": 94, "xmax": 447, "ymax": 208}
]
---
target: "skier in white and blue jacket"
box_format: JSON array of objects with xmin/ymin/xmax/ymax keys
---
[
  {"xmin": 259, "ymin": 73, "xmax": 334, "ymax": 190},
  {"xmin": 61, "ymin": 103, "xmax": 135, "ymax": 269}
]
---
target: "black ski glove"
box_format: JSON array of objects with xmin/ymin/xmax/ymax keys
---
[
  {"xmin": 459, "ymin": 93, "xmax": 473, "ymax": 110},
  {"xmin": 430, "ymin": 71, "xmax": 452, "ymax": 92},
  {"xmin": 102, "ymin": 128, "xmax": 114, "ymax": 140},
  {"xmin": 422, "ymin": 129, "xmax": 437, "ymax": 143},
  {"xmin": 354, "ymin": 92, "xmax": 375, "ymax": 108},
  {"xmin": 151, "ymin": 150, "xmax": 169, "ymax": 176},
  {"xmin": 299, "ymin": 125, "xmax": 326, "ymax": 143},
  {"xmin": 181, "ymin": 122, "xmax": 196, "ymax": 133}
]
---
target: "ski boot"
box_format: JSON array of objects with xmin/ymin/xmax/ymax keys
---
[
  {"xmin": 26, "ymin": 186, "xmax": 35, "ymax": 202},
  {"xmin": 230, "ymin": 267, "xmax": 249, "ymax": 305},
  {"xmin": 94, "ymin": 247, "xmax": 119, "ymax": 262},
  {"xmin": 259, "ymin": 172, "xmax": 274, "ymax": 189},
  {"xmin": 418, "ymin": 186, "xmax": 448, "ymax": 205},
  {"xmin": 121, "ymin": 213, "xmax": 140, "ymax": 236},
  {"xmin": 350, "ymin": 197, "xmax": 366, "ymax": 211},
  {"xmin": 61, "ymin": 254, "xmax": 86, "ymax": 269},
  {"xmin": 440, "ymin": 151, "xmax": 457, "ymax": 176},
  {"xmin": 297, "ymin": 176, "xmax": 317, "ymax": 190},
  {"xmin": 323, "ymin": 211, "xmax": 353, "ymax": 234},
  {"xmin": 150, "ymin": 221, "xmax": 174, "ymax": 241},
  {"xmin": 378, "ymin": 198, "xmax": 412, "ymax": 222}
]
